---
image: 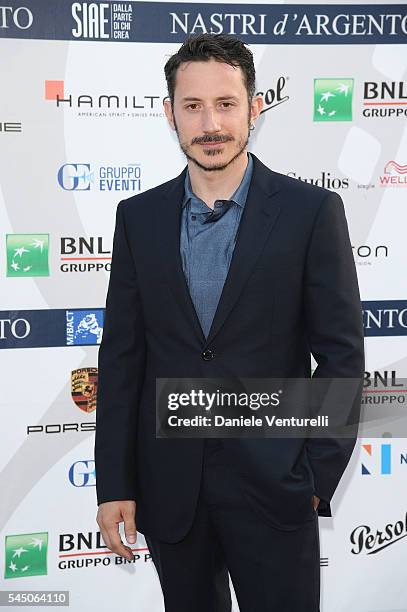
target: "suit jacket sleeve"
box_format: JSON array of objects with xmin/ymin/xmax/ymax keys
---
[
  {"xmin": 94, "ymin": 200, "xmax": 147, "ymax": 505},
  {"xmin": 303, "ymin": 191, "xmax": 365, "ymax": 516}
]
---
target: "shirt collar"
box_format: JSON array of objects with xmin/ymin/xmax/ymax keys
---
[{"xmin": 181, "ymin": 151, "xmax": 253, "ymax": 210}]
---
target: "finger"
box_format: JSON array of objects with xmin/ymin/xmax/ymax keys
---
[
  {"xmin": 99, "ymin": 523, "xmax": 113, "ymax": 551},
  {"xmin": 106, "ymin": 522, "xmax": 135, "ymax": 560},
  {"xmin": 123, "ymin": 510, "xmax": 137, "ymax": 544}
]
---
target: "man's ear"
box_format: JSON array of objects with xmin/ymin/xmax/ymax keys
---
[
  {"xmin": 250, "ymin": 95, "xmax": 264, "ymax": 126},
  {"xmin": 163, "ymin": 98, "xmax": 176, "ymax": 131}
]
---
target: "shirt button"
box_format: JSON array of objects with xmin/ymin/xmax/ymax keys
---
[
  {"xmin": 191, "ymin": 215, "xmax": 196, "ymax": 220},
  {"xmin": 201, "ymin": 349, "xmax": 215, "ymax": 361}
]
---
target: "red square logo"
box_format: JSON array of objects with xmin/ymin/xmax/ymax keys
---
[{"xmin": 45, "ymin": 80, "xmax": 64, "ymax": 101}]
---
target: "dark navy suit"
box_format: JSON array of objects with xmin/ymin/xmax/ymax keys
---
[{"xmin": 95, "ymin": 152, "xmax": 364, "ymax": 611}]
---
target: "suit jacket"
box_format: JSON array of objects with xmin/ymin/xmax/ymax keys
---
[{"xmin": 94, "ymin": 152, "xmax": 365, "ymax": 542}]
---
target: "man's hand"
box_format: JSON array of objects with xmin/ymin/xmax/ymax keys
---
[
  {"xmin": 96, "ymin": 500, "xmax": 137, "ymax": 561},
  {"xmin": 312, "ymin": 495, "xmax": 320, "ymax": 511}
]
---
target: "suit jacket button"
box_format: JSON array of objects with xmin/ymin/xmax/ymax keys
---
[{"xmin": 201, "ymin": 349, "xmax": 214, "ymax": 361}]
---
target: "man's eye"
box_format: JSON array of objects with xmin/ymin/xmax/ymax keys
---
[
  {"xmin": 220, "ymin": 102, "xmax": 233, "ymax": 108},
  {"xmin": 187, "ymin": 104, "xmax": 199, "ymax": 110}
]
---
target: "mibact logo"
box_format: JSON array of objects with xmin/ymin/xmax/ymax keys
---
[{"xmin": 66, "ymin": 310, "xmax": 104, "ymax": 346}]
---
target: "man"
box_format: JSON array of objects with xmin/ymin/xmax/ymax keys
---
[{"xmin": 95, "ymin": 34, "xmax": 364, "ymax": 611}]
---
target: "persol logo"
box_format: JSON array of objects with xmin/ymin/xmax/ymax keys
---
[
  {"xmin": 258, "ymin": 77, "xmax": 289, "ymax": 114},
  {"xmin": 350, "ymin": 512, "xmax": 407, "ymax": 555}
]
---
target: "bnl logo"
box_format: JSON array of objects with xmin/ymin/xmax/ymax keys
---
[
  {"xmin": 58, "ymin": 164, "xmax": 93, "ymax": 191},
  {"xmin": 361, "ymin": 443, "xmax": 407, "ymax": 475}
]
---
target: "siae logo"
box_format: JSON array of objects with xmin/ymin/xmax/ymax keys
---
[
  {"xmin": 313, "ymin": 78, "xmax": 354, "ymax": 122},
  {"xmin": 71, "ymin": 2, "xmax": 134, "ymax": 40}
]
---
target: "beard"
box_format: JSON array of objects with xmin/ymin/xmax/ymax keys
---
[{"xmin": 173, "ymin": 115, "xmax": 251, "ymax": 172}]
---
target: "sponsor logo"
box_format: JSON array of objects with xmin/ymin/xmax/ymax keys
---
[
  {"xmin": 60, "ymin": 236, "xmax": 111, "ymax": 273},
  {"xmin": 361, "ymin": 442, "xmax": 392, "ymax": 475},
  {"xmin": 4, "ymin": 532, "xmax": 48, "ymax": 579},
  {"xmin": 57, "ymin": 163, "xmax": 141, "ymax": 192},
  {"xmin": 287, "ymin": 170, "xmax": 349, "ymax": 190},
  {"xmin": 58, "ymin": 530, "xmax": 151, "ymax": 569},
  {"xmin": 378, "ymin": 160, "xmax": 407, "ymax": 187},
  {"xmin": 69, "ymin": 460, "xmax": 96, "ymax": 487},
  {"xmin": 350, "ymin": 512, "xmax": 407, "ymax": 554},
  {"xmin": 352, "ymin": 244, "xmax": 388, "ymax": 266},
  {"xmin": 257, "ymin": 77, "xmax": 289, "ymax": 114},
  {"xmin": 6, "ymin": 234, "xmax": 49, "ymax": 277},
  {"xmin": 45, "ymin": 80, "xmax": 166, "ymax": 119},
  {"xmin": 71, "ymin": 2, "xmax": 134, "ymax": 40},
  {"xmin": 0, "ymin": 309, "xmax": 105, "ymax": 349},
  {"xmin": 361, "ymin": 441, "xmax": 407, "ymax": 476},
  {"xmin": 362, "ymin": 370, "xmax": 407, "ymax": 407},
  {"xmin": 364, "ymin": 370, "xmax": 402, "ymax": 389},
  {"xmin": 363, "ymin": 81, "xmax": 407, "ymax": 118},
  {"xmin": 0, "ymin": 122, "xmax": 22, "ymax": 132},
  {"xmin": 27, "ymin": 423, "xmax": 95, "ymax": 435},
  {"xmin": 71, "ymin": 367, "xmax": 98, "ymax": 413},
  {"xmin": 313, "ymin": 78, "xmax": 353, "ymax": 121},
  {"xmin": 66, "ymin": 310, "xmax": 104, "ymax": 346}
]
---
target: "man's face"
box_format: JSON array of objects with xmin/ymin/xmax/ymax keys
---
[{"xmin": 164, "ymin": 58, "xmax": 262, "ymax": 172}]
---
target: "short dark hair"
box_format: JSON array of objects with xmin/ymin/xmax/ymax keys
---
[{"xmin": 164, "ymin": 33, "xmax": 256, "ymax": 106}]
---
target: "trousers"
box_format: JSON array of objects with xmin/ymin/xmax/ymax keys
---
[{"xmin": 144, "ymin": 439, "xmax": 320, "ymax": 612}]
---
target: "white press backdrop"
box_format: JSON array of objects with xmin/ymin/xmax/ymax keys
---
[{"xmin": 1, "ymin": 1, "xmax": 407, "ymax": 610}]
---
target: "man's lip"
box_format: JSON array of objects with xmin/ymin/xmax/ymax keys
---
[{"xmin": 199, "ymin": 141, "xmax": 226, "ymax": 147}]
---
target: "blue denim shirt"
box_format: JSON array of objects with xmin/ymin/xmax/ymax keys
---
[{"xmin": 180, "ymin": 151, "xmax": 254, "ymax": 338}]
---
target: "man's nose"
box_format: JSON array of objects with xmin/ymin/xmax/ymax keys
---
[{"xmin": 201, "ymin": 108, "xmax": 221, "ymax": 133}]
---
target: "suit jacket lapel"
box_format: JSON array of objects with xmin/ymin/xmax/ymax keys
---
[
  {"xmin": 158, "ymin": 166, "xmax": 207, "ymax": 345},
  {"xmin": 157, "ymin": 153, "xmax": 282, "ymax": 348}
]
